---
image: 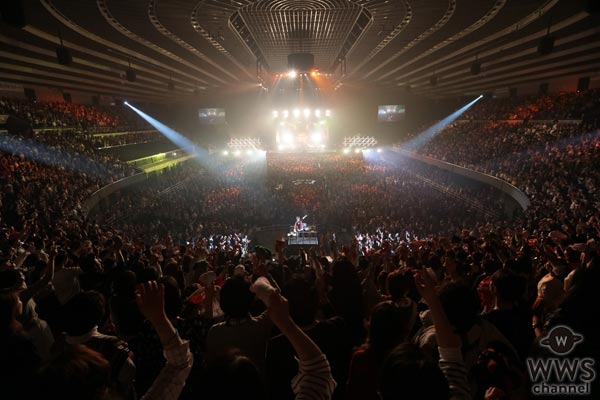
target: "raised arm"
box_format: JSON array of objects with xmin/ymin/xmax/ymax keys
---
[
  {"xmin": 137, "ymin": 281, "xmax": 193, "ymax": 400},
  {"xmin": 414, "ymin": 270, "xmax": 470, "ymax": 399},
  {"xmin": 268, "ymin": 292, "xmax": 336, "ymax": 400}
]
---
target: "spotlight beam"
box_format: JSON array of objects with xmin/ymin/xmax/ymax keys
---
[
  {"xmin": 404, "ymin": 95, "xmax": 483, "ymax": 152},
  {"xmin": 124, "ymin": 102, "xmax": 215, "ymax": 169},
  {"xmin": 0, "ymin": 134, "xmax": 113, "ymax": 179}
]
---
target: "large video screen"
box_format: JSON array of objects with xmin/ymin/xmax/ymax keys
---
[
  {"xmin": 198, "ymin": 108, "xmax": 226, "ymax": 124},
  {"xmin": 378, "ymin": 105, "xmax": 405, "ymax": 122}
]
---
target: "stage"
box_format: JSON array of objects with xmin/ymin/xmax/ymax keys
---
[{"xmin": 287, "ymin": 230, "xmax": 318, "ymax": 246}]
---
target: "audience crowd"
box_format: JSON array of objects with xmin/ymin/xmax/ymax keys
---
[
  {"xmin": 1, "ymin": 92, "xmax": 599, "ymax": 399},
  {"xmin": 0, "ymin": 97, "xmax": 151, "ymax": 132},
  {"xmin": 460, "ymin": 89, "xmax": 600, "ymax": 121}
]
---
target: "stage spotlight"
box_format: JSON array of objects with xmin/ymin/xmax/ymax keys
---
[
  {"xmin": 354, "ymin": 148, "xmax": 361, "ymax": 154},
  {"xmin": 343, "ymin": 148, "xmax": 350, "ymax": 154},
  {"xmin": 282, "ymin": 132, "xmax": 294, "ymax": 145},
  {"xmin": 311, "ymin": 70, "xmax": 318, "ymax": 77},
  {"xmin": 288, "ymin": 70, "xmax": 297, "ymax": 79},
  {"xmin": 283, "ymin": 110, "xmax": 289, "ymax": 119},
  {"xmin": 123, "ymin": 100, "xmax": 129, "ymax": 105},
  {"xmin": 223, "ymin": 150, "xmax": 229, "ymax": 156},
  {"xmin": 272, "ymin": 110, "xmax": 278, "ymax": 118},
  {"xmin": 403, "ymin": 95, "xmax": 483, "ymax": 152},
  {"xmin": 303, "ymin": 108, "xmax": 310, "ymax": 118},
  {"xmin": 320, "ymin": 144, "xmax": 326, "ymax": 149},
  {"xmin": 246, "ymin": 149, "xmax": 253, "ymax": 155},
  {"xmin": 315, "ymin": 109, "xmax": 321, "ymax": 118},
  {"xmin": 293, "ymin": 109, "xmax": 300, "ymax": 118},
  {"xmin": 363, "ymin": 148, "xmax": 370, "ymax": 153},
  {"xmin": 376, "ymin": 148, "xmax": 382, "ymax": 153},
  {"xmin": 325, "ymin": 109, "xmax": 332, "ymax": 117},
  {"xmin": 233, "ymin": 150, "xmax": 241, "ymax": 156},
  {"xmin": 311, "ymin": 132, "xmax": 322, "ymax": 144}
]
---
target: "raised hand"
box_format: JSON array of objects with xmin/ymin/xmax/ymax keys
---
[
  {"xmin": 267, "ymin": 292, "xmax": 292, "ymax": 330},
  {"xmin": 414, "ymin": 269, "xmax": 437, "ymax": 306},
  {"xmin": 136, "ymin": 281, "xmax": 166, "ymax": 323}
]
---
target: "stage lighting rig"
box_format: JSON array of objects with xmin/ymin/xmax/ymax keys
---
[
  {"xmin": 227, "ymin": 137, "xmax": 262, "ymax": 151},
  {"xmin": 343, "ymin": 136, "xmax": 378, "ymax": 149}
]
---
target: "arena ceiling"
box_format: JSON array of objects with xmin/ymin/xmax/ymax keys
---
[{"xmin": 0, "ymin": 0, "xmax": 598, "ymax": 102}]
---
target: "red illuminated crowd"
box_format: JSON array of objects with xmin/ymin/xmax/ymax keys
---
[
  {"xmin": 1, "ymin": 92, "xmax": 599, "ymax": 399},
  {"xmin": 0, "ymin": 97, "xmax": 151, "ymax": 132}
]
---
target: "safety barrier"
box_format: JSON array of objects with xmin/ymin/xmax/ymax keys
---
[{"xmin": 392, "ymin": 147, "xmax": 530, "ymax": 211}]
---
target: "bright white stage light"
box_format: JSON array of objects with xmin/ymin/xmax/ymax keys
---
[
  {"xmin": 377, "ymin": 148, "xmax": 382, "ymax": 153},
  {"xmin": 282, "ymin": 132, "xmax": 294, "ymax": 145},
  {"xmin": 355, "ymin": 148, "xmax": 361, "ymax": 154},
  {"xmin": 233, "ymin": 150, "xmax": 241, "ymax": 156},
  {"xmin": 363, "ymin": 149, "xmax": 370, "ymax": 153},
  {"xmin": 223, "ymin": 150, "xmax": 229, "ymax": 156},
  {"xmin": 278, "ymin": 145, "xmax": 285, "ymax": 151},
  {"xmin": 246, "ymin": 150, "xmax": 253, "ymax": 155},
  {"xmin": 315, "ymin": 109, "xmax": 321, "ymax": 118},
  {"xmin": 303, "ymin": 108, "xmax": 310, "ymax": 118},
  {"xmin": 283, "ymin": 110, "xmax": 289, "ymax": 118},
  {"xmin": 272, "ymin": 110, "xmax": 278, "ymax": 118},
  {"xmin": 325, "ymin": 109, "xmax": 332, "ymax": 117},
  {"xmin": 343, "ymin": 148, "xmax": 350, "ymax": 154},
  {"xmin": 288, "ymin": 70, "xmax": 297, "ymax": 79},
  {"xmin": 320, "ymin": 144, "xmax": 326, "ymax": 149},
  {"xmin": 311, "ymin": 132, "xmax": 322, "ymax": 144},
  {"xmin": 293, "ymin": 109, "xmax": 300, "ymax": 118}
]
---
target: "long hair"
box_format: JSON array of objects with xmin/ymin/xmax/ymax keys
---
[
  {"xmin": 37, "ymin": 344, "xmax": 111, "ymax": 400},
  {"xmin": 0, "ymin": 290, "xmax": 22, "ymax": 335},
  {"xmin": 364, "ymin": 302, "xmax": 411, "ymax": 363}
]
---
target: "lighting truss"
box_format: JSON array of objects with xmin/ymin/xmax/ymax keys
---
[
  {"xmin": 227, "ymin": 137, "xmax": 262, "ymax": 150},
  {"xmin": 343, "ymin": 136, "xmax": 377, "ymax": 148}
]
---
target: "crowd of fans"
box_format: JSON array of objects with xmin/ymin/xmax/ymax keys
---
[
  {"xmin": 460, "ymin": 89, "xmax": 600, "ymax": 121},
  {"xmin": 1, "ymin": 91, "xmax": 599, "ymax": 399},
  {"xmin": 94, "ymin": 151, "xmax": 511, "ymax": 246},
  {"xmin": 0, "ymin": 97, "xmax": 151, "ymax": 132}
]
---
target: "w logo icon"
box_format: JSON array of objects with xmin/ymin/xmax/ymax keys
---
[
  {"xmin": 540, "ymin": 325, "xmax": 584, "ymax": 356},
  {"xmin": 527, "ymin": 325, "xmax": 594, "ymax": 396}
]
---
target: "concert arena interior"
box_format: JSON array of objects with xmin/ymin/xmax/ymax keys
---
[{"xmin": 1, "ymin": 1, "xmax": 600, "ymax": 399}]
